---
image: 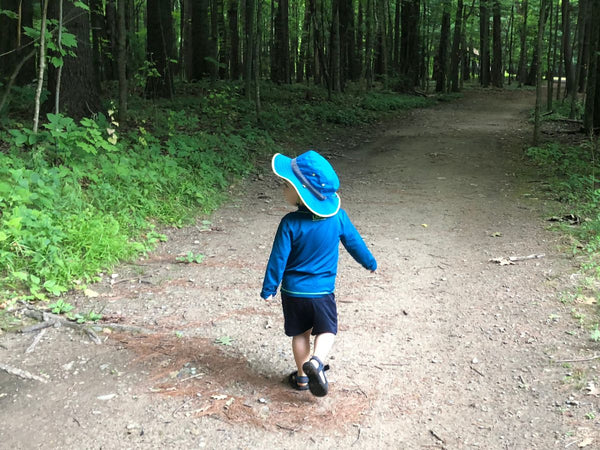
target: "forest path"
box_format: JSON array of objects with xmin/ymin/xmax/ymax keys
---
[{"xmin": 1, "ymin": 88, "xmax": 597, "ymax": 449}]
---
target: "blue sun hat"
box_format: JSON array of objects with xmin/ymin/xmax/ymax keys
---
[{"xmin": 272, "ymin": 150, "xmax": 341, "ymax": 217}]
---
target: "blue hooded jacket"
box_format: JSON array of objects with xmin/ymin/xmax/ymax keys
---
[{"xmin": 260, "ymin": 207, "xmax": 377, "ymax": 299}]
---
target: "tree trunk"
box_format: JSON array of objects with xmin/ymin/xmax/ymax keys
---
[
  {"xmin": 479, "ymin": 0, "xmax": 490, "ymax": 87},
  {"xmin": 218, "ymin": 0, "xmax": 228, "ymax": 79},
  {"xmin": 309, "ymin": 0, "xmax": 331, "ymax": 94},
  {"xmin": 117, "ymin": 0, "xmax": 128, "ymax": 122},
  {"xmin": 33, "ymin": 0, "xmax": 49, "ymax": 133},
  {"xmin": 399, "ymin": 0, "xmax": 420, "ymax": 87},
  {"xmin": 255, "ymin": 0, "xmax": 262, "ymax": 115},
  {"xmin": 229, "ymin": 0, "xmax": 241, "ymax": 79},
  {"xmin": 193, "ymin": 0, "xmax": 211, "ymax": 78},
  {"xmin": 105, "ymin": 0, "xmax": 119, "ymax": 80},
  {"xmin": 533, "ymin": 0, "xmax": 548, "ymax": 145},
  {"xmin": 436, "ymin": 4, "xmax": 450, "ymax": 92},
  {"xmin": 297, "ymin": 0, "xmax": 311, "ymax": 82},
  {"xmin": 449, "ymin": 0, "xmax": 464, "ymax": 92},
  {"xmin": 90, "ymin": 0, "xmax": 104, "ymax": 86},
  {"xmin": 210, "ymin": 0, "xmax": 219, "ymax": 79},
  {"xmin": 569, "ymin": 0, "xmax": 587, "ymax": 117},
  {"xmin": 507, "ymin": 3, "xmax": 515, "ymax": 85},
  {"xmin": 547, "ymin": 0, "xmax": 554, "ymax": 111},
  {"xmin": 272, "ymin": 0, "xmax": 290, "ymax": 83},
  {"xmin": 145, "ymin": 0, "xmax": 174, "ymax": 98},
  {"xmin": 0, "ymin": 0, "xmax": 18, "ymax": 83},
  {"xmin": 517, "ymin": 0, "xmax": 528, "ymax": 85},
  {"xmin": 561, "ymin": 0, "xmax": 574, "ymax": 97},
  {"xmin": 245, "ymin": 0, "xmax": 255, "ymax": 98},
  {"xmin": 331, "ymin": 0, "xmax": 342, "ymax": 91},
  {"xmin": 46, "ymin": 0, "xmax": 102, "ymax": 120},
  {"xmin": 490, "ymin": 0, "xmax": 502, "ymax": 87},
  {"xmin": 583, "ymin": 0, "xmax": 600, "ymax": 132}
]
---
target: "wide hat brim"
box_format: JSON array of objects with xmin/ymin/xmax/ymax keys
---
[{"xmin": 272, "ymin": 153, "xmax": 340, "ymax": 217}]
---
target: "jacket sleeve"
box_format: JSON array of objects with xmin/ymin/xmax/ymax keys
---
[
  {"xmin": 260, "ymin": 218, "xmax": 292, "ymax": 299},
  {"xmin": 339, "ymin": 210, "xmax": 377, "ymax": 271}
]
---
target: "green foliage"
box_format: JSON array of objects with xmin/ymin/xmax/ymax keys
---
[
  {"xmin": 176, "ymin": 251, "xmax": 205, "ymax": 264},
  {"xmin": 48, "ymin": 299, "xmax": 74, "ymax": 314},
  {"xmin": 1, "ymin": 81, "xmax": 439, "ymax": 301}
]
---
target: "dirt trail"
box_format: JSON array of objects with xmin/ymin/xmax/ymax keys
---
[{"xmin": 1, "ymin": 89, "xmax": 598, "ymax": 449}]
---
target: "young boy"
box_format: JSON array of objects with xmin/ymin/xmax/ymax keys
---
[{"xmin": 260, "ymin": 150, "xmax": 377, "ymax": 397}]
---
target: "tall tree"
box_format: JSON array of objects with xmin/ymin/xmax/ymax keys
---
[
  {"xmin": 272, "ymin": 0, "xmax": 290, "ymax": 83},
  {"xmin": 117, "ymin": 0, "xmax": 128, "ymax": 122},
  {"xmin": 569, "ymin": 0, "xmax": 587, "ymax": 117},
  {"xmin": 399, "ymin": 0, "xmax": 420, "ymax": 86},
  {"xmin": 490, "ymin": 0, "xmax": 502, "ymax": 87},
  {"xmin": 0, "ymin": 0, "xmax": 19, "ymax": 83},
  {"xmin": 561, "ymin": 0, "xmax": 574, "ymax": 97},
  {"xmin": 479, "ymin": 0, "xmax": 491, "ymax": 87},
  {"xmin": 533, "ymin": 0, "xmax": 548, "ymax": 145},
  {"xmin": 228, "ymin": 0, "xmax": 241, "ymax": 79},
  {"xmin": 46, "ymin": 0, "xmax": 102, "ymax": 120},
  {"xmin": 517, "ymin": 0, "xmax": 528, "ymax": 85},
  {"xmin": 145, "ymin": 0, "xmax": 174, "ymax": 98},
  {"xmin": 435, "ymin": 1, "xmax": 450, "ymax": 92},
  {"xmin": 449, "ymin": 0, "xmax": 464, "ymax": 92},
  {"xmin": 193, "ymin": 0, "xmax": 211, "ymax": 78},
  {"xmin": 583, "ymin": 0, "xmax": 600, "ymax": 131},
  {"xmin": 245, "ymin": 0, "xmax": 256, "ymax": 98}
]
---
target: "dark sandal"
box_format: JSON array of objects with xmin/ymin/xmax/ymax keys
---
[
  {"xmin": 288, "ymin": 371, "xmax": 309, "ymax": 391},
  {"xmin": 302, "ymin": 356, "xmax": 329, "ymax": 397}
]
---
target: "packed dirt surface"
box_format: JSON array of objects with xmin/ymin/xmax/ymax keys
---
[{"xmin": 2, "ymin": 88, "xmax": 599, "ymax": 449}]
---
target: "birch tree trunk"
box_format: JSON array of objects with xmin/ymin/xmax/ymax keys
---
[{"xmin": 33, "ymin": 0, "xmax": 49, "ymax": 133}]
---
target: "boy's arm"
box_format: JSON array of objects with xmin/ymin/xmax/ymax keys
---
[
  {"xmin": 339, "ymin": 211, "xmax": 377, "ymax": 271},
  {"xmin": 260, "ymin": 219, "xmax": 292, "ymax": 299}
]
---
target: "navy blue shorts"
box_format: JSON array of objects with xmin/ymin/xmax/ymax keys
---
[{"xmin": 281, "ymin": 292, "xmax": 338, "ymax": 337}]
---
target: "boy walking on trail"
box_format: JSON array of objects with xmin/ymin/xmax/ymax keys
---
[{"xmin": 260, "ymin": 150, "xmax": 377, "ymax": 397}]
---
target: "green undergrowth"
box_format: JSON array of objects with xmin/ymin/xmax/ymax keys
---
[
  {"xmin": 0, "ymin": 80, "xmax": 447, "ymax": 303},
  {"xmin": 526, "ymin": 138, "xmax": 600, "ymax": 337}
]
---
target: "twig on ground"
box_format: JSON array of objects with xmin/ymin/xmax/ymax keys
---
[
  {"xmin": 429, "ymin": 429, "xmax": 445, "ymax": 443},
  {"xmin": 25, "ymin": 328, "xmax": 47, "ymax": 354},
  {"xmin": 351, "ymin": 426, "xmax": 361, "ymax": 446},
  {"xmin": 22, "ymin": 308, "xmax": 102, "ymax": 344},
  {"xmin": 0, "ymin": 363, "xmax": 48, "ymax": 383},
  {"xmin": 276, "ymin": 423, "xmax": 298, "ymax": 432},
  {"xmin": 171, "ymin": 397, "xmax": 194, "ymax": 418},
  {"xmin": 470, "ymin": 365, "xmax": 485, "ymax": 377},
  {"xmin": 20, "ymin": 320, "xmax": 57, "ymax": 334},
  {"xmin": 552, "ymin": 354, "xmax": 600, "ymax": 363}
]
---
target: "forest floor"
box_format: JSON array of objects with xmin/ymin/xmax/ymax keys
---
[{"xmin": 2, "ymin": 88, "xmax": 600, "ymax": 449}]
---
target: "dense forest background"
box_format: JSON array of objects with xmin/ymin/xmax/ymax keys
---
[{"xmin": 0, "ymin": 0, "xmax": 600, "ymax": 303}]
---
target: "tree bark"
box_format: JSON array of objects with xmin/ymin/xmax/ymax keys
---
[
  {"xmin": 533, "ymin": 0, "xmax": 548, "ymax": 145},
  {"xmin": 583, "ymin": 0, "xmax": 600, "ymax": 132},
  {"xmin": 145, "ymin": 0, "xmax": 174, "ymax": 98},
  {"xmin": 561, "ymin": 0, "xmax": 574, "ymax": 97},
  {"xmin": 33, "ymin": 0, "xmax": 49, "ymax": 133},
  {"xmin": 193, "ymin": 0, "xmax": 211, "ymax": 78},
  {"xmin": 229, "ymin": 0, "xmax": 241, "ymax": 79},
  {"xmin": 117, "ymin": 0, "xmax": 128, "ymax": 122},
  {"xmin": 436, "ymin": 3, "xmax": 450, "ymax": 92},
  {"xmin": 46, "ymin": 0, "xmax": 102, "ymax": 120},
  {"xmin": 245, "ymin": 0, "xmax": 255, "ymax": 98},
  {"xmin": 490, "ymin": 0, "xmax": 502, "ymax": 87},
  {"xmin": 547, "ymin": 0, "xmax": 554, "ymax": 111},
  {"xmin": 517, "ymin": 0, "xmax": 528, "ymax": 85},
  {"xmin": 449, "ymin": 0, "xmax": 464, "ymax": 92},
  {"xmin": 479, "ymin": 0, "xmax": 490, "ymax": 87}
]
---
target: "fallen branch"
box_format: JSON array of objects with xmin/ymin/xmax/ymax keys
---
[
  {"xmin": 25, "ymin": 328, "xmax": 47, "ymax": 354},
  {"xmin": 551, "ymin": 354, "xmax": 600, "ymax": 363},
  {"xmin": 22, "ymin": 309, "xmax": 101, "ymax": 344},
  {"xmin": 0, "ymin": 363, "xmax": 48, "ymax": 383},
  {"xmin": 490, "ymin": 254, "xmax": 545, "ymax": 265}
]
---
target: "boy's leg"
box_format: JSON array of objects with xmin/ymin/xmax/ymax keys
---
[
  {"xmin": 292, "ymin": 329, "xmax": 312, "ymax": 378},
  {"xmin": 312, "ymin": 332, "xmax": 335, "ymax": 365}
]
